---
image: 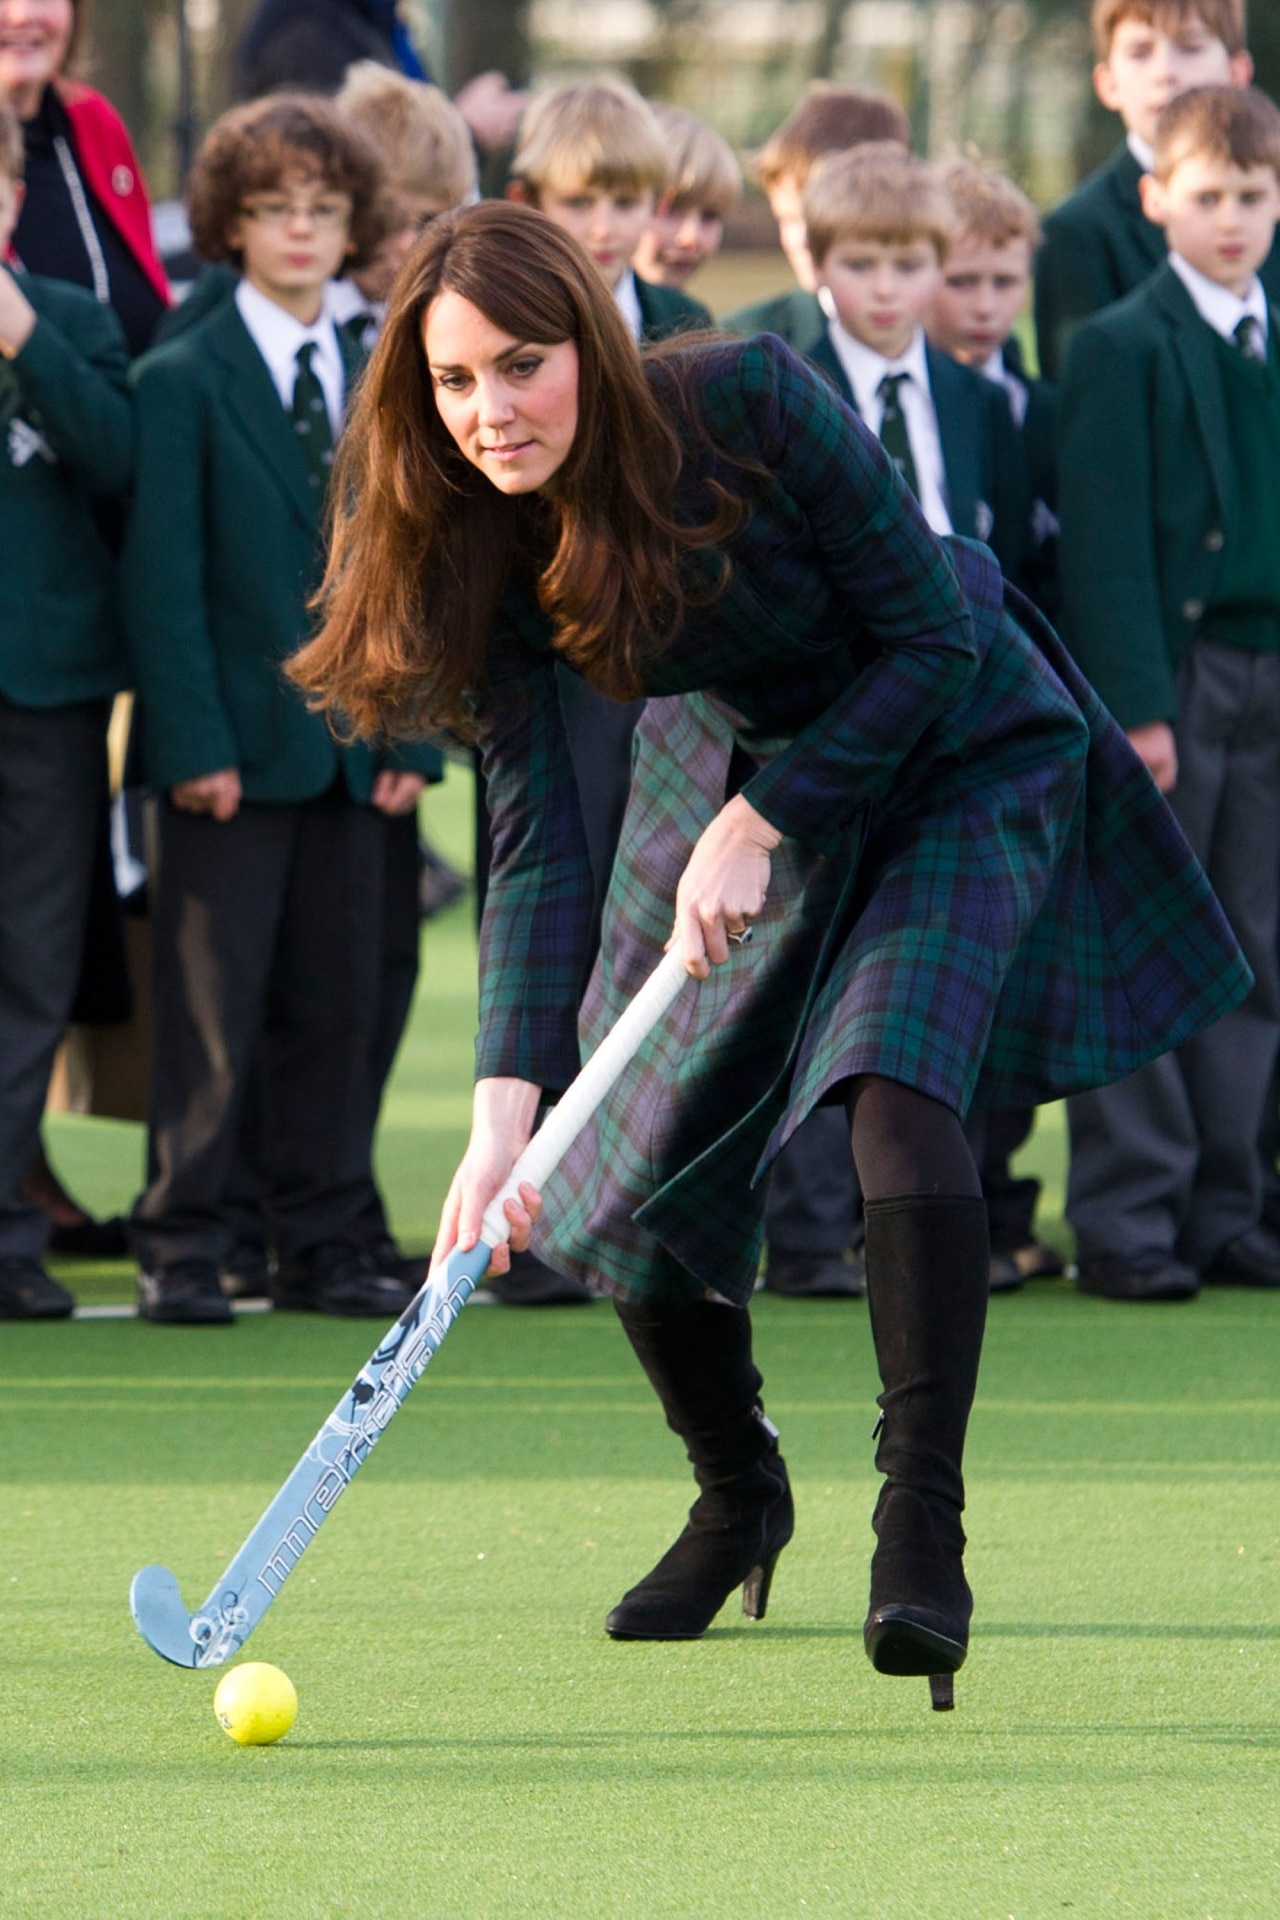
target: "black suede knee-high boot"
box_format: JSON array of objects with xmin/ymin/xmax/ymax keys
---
[
  {"xmin": 861, "ymin": 1195, "xmax": 990, "ymax": 1708},
  {"xmin": 606, "ymin": 1297, "xmax": 794, "ymax": 1640}
]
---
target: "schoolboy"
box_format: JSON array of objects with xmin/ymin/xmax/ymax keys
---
[
  {"xmin": 633, "ymin": 104, "xmax": 741, "ymax": 294},
  {"xmin": 724, "ymin": 82, "xmax": 910, "ymax": 349},
  {"xmin": 803, "ymin": 143, "xmax": 1029, "ymax": 578},
  {"xmin": 923, "ymin": 161, "xmax": 1064, "ymax": 1288},
  {"xmin": 330, "ymin": 62, "xmax": 477, "ymax": 345},
  {"xmin": 509, "ymin": 79, "xmax": 711, "ymax": 340},
  {"xmin": 929, "ymin": 159, "xmax": 1059, "ymax": 617},
  {"xmin": 496, "ymin": 77, "xmax": 712, "ymax": 1302},
  {"xmin": 0, "ymin": 99, "xmax": 132, "ymax": 1320},
  {"xmin": 1059, "ymin": 85, "xmax": 1280, "ymax": 1301},
  {"xmin": 122, "ymin": 95, "xmax": 437, "ymax": 1325},
  {"xmin": 1035, "ymin": 0, "xmax": 1277, "ymax": 378}
]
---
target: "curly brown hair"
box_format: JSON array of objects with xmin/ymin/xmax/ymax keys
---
[
  {"xmin": 290, "ymin": 201, "xmax": 745, "ymax": 742},
  {"xmin": 187, "ymin": 94, "xmax": 384, "ymax": 271}
]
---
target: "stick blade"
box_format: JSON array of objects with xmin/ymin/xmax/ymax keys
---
[{"xmin": 129, "ymin": 1565, "xmax": 202, "ymax": 1667}]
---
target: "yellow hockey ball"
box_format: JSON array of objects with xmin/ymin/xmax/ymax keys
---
[{"xmin": 214, "ymin": 1662, "xmax": 298, "ymax": 1746}]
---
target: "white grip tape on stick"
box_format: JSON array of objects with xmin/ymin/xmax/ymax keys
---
[{"xmin": 478, "ymin": 947, "xmax": 689, "ymax": 1250}]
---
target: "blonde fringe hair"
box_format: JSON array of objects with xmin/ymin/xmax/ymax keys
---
[
  {"xmin": 804, "ymin": 144, "xmax": 955, "ymax": 266},
  {"xmin": 513, "ymin": 78, "xmax": 669, "ymax": 198},
  {"xmin": 938, "ymin": 159, "xmax": 1041, "ymax": 251},
  {"xmin": 1090, "ymin": 0, "xmax": 1246, "ymax": 60},
  {"xmin": 653, "ymin": 104, "xmax": 742, "ymax": 216},
  {"xmin": 1152, "ymin": 83, "xmax": 1280, "ymax": 181},
  {"xmin": 335, "ymin": 62, "xmax": 477, "ymax": 207}
]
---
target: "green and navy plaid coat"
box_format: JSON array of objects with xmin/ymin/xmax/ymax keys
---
[{"xmin": 475, "ymin": 336, "xmax": 1249, "ymax": 1306}]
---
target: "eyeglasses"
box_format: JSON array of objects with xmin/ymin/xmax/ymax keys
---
[{"xmin": 241, "ymin": 197, "xmax": 351, "ymax": 230}]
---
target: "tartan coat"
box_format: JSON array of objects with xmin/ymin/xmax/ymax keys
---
[{"xmin": 474, "ymin": 334, "xmax": 1249, "ymax": 1306}]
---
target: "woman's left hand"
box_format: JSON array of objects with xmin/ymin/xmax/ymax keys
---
[{"xmin": 671, "ymin": 793, "xmax": 782, "ymax": 978}]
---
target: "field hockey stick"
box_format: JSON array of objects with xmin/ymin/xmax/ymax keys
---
[{"xmin": 130, "ymin": 946, "xmax": 691, "ymax": 1669}]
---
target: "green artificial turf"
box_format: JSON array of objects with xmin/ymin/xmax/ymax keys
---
[{"xmin": 6, "ymin": 770, "xmax": 1280, "ymax": 1917}]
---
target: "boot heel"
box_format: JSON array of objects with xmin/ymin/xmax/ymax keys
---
[
  {"xmin": 928, "ymin": 1674, "xmax": 954, "ymax": 1711},
  {"xmin": 741, "ymin": 1547, "xmax": 781, "ymax": 1620}
]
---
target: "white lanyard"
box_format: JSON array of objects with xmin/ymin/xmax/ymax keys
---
[{"xmin": 53, "ymin": 133, "xmax": 111, "ymax": 305}]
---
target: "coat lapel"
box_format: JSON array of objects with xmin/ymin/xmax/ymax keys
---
[
  {"xmin": 207, "ymin": 301, "xmax": 319, "ymax": 534},
  {"xmin": 804, "ymin": 330, "xmax": 856, "ymax": 409},
  {"xmin": 1107, "ymin": 143, "xmax": 1166, "ymax": 279},
  {"xmin": 1151, "ymin": 266, "xmax": 1232, "ymax": 519}
]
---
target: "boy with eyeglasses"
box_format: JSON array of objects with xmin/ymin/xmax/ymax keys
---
[{"xmin": 122, "ymin": 95, "xmax": 439, "ymax": 1325}]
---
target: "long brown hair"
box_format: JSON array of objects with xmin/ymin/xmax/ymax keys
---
[{"xmin": 290, "ymin": 200, "xmax": 740, "ymax": 741}]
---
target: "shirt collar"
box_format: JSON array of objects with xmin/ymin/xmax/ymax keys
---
[
  {"xmin": 614, "ymin": 268, "xmax": 644, "ymax": 343},
  {"xmin": 234, "ymin": 276, "xmax": 341, "ymax": 390},
  {"xmin": 1126, "ymin": 129, "xmax": 1155, "ymax": 173},
  {"xmin": 324, "ymin": 277, "xmax": 376, "ymax": 325},
  {"xmin": 1168, "ymin": 250, "xmax": 1268, "ymax": 345},
  {"xmin": 827, "ymin": 316, "xmax": 930, "ymax": 418}
]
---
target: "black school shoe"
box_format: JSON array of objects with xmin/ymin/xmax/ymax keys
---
[
  {"xmin": 271, "ymin": 1246, "xmax": 417, "ymax": 1318},
  {"xmin": 138, "ymin": 1261, "xmax": 235, "ymax": 1325},
  {"xmin": 1203, "ymin": 1228, "xmax": 1280, "ymax": 1289},
  {"xmin": 761, "ymin": 1248, "xmax": 867, "ymax": 1298},
  {"xmin": 1076, "ymin": 1252, "xmax": 1200, "ymax": 1302},
  {"xmin": 486, "ymin": 1247, "xmax": 594, "ymax": 1304},
  {"xmin": 0, "ymin": 1256, "xmax": 76, "ymax": 1319}
]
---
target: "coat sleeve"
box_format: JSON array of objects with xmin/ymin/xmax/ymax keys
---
[
  {"xmin": 120, "ymin": 349, "xmax": 240, "ymax": 788},
  {"xmin": 473, "ymin": 632, "xmax": 596, "ymax": 1091},
  {"xmin": 1056, "ymin": 316, "xmax": 1177, "ymax": 729},
  {"xmin": 10, "ymin": 283, "xmax": 133, "ymax": 496},
  {"xmin": 722, "ymin": 337, "xmax": 980, "ymax": 854}
]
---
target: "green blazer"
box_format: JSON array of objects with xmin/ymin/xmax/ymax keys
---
[
  {"xmin": 150, "ymin": 262, "xmax": 237, "ymax": 346},
  {"xmin": 1056, "ymin": 263, "xmax": 1272, "ymax": 728},
  {"xmin": 634, "ymin": 276, "xmax": 711, "ymax": 341},
  {"xmin": 1035, "ymin": 141, "xmax": 1280, "ymax": 381},
  {"xmin": 722, "ymin": 286, "xmax": 825, "ymax": 352},
  {"xmin": 0, "ymin": 271, "xmax": 132, "ymax": 709},
  {"xmin": 122, "ymin": 294, "xmax": 439, "ymax": 799},
  {"xmin": 803, "ymin": 329, "xmax": 1030, "ymax": 580}
]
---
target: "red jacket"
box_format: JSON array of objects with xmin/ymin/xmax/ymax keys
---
[{"xmin": 55, "ymin": 79, "xmax": 170, "ymax": 305}]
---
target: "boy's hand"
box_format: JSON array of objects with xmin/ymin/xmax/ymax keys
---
[
  {"xmin": 0, "ymin": 269, "xmax": 36, "ymax": 359},
  {"xmin": 171, "ymin": 769, "xmax": 243, "ymax": 821},
  {"xmin": 371, "ymin": 770, "xmax": 426, "ymax": 816},
  {"xmin": 1127, "ymin": 721, "xmax": 1177, "ymax": 793}
]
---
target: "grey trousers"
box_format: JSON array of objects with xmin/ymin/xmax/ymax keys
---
[
  {"xmin": 1067, "ymin": 643, "xmax": 1280, "ymax": 1267},
  {"xmin": 764, "ymin": 1107, "xmax": 862, "ymax": 1255},
  {"xmin": 0, "ymin": 698, "xmax": 107, "ymax": 1259},
  {"xmin": 131, "ymin": 791, "xmax": 384, "ymax": 1274}
]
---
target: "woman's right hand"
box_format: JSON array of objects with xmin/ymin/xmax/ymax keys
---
[{"xmin": 430, "ymin": 1077, "xmax": 544, "ymax": 1279}]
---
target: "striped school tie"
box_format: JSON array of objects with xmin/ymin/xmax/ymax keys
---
[
  {"xmin": 291, "ymin": 341, "xmax": 334, "ymax": 494},
  {"xmin": 877, "ymin": 372, "xmax": 920, "ymax": 501}
]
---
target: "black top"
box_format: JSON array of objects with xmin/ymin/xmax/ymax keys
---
[
  {"xmin": 14, "ymin": 86, "xmax": 164, "ymax": 358},
  {"xmin": 234, "ymin": 0, "xmax": 402, "ymax": 99}
]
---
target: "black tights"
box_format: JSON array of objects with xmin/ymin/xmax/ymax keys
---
[{"xmin": 844, "ymin": 1074, "xmax": 981, "ymax": 1203}]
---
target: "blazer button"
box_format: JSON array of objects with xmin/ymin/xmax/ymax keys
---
[
  {"xmin": 1182, "ymin": 599, "xmax": 1204, "ymax": 622},
  {"xmin": 1204, "ymin": 529, "xmax": 1225, "ymax": 552}
]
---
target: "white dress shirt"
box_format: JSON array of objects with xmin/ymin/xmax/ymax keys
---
[
  {"xmin": 1168, "ymin": 250, "xmax": 1269, "ymax": 349},
  {"xmin": 614, "ymin": 268, "xmax": 644, "ymax": 343},
  {"xmin": 1126, "ymin": 130, "xmax": 1156, "ymax": 174},
  {"xmin": 325, "ymin": 276, "xmax": 383, "ymax": 353},
  {"xmin": 234, "ymin": 277, "xmax": 345, "ymax": 435},
  {"xmin": 978, "ymin": 346, "xmax": 1029, "ymax": 427},
  {"xmin": 824, "ymin": 317, "xmax": 954, "ymax": 535}
]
